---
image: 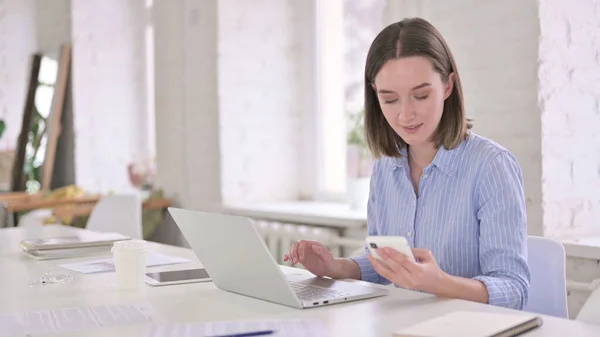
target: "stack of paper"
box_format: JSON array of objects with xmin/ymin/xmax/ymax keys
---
[
  {"xmin": 20, "ymin": 231, "xmax": 131, "ymax": 260},
  {"xmin": 21, "ymin": 232, "xmax": 130, "ymax": 251}
]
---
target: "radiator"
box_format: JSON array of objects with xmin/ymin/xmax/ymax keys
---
[{"xmin": 253, "ymin": 220, "xmax": 364, "ymax": 264}]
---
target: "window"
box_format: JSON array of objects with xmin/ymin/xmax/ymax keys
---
[{"xmin": 313, "ymin": 0, "xmax": 386, "ymax": 201}]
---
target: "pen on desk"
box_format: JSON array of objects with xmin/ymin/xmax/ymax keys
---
[{"xmin": 206, "ymin": 330, "xmax": 275, "ymax": 337}]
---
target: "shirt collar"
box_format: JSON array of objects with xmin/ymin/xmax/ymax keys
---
[{"xmin": 385, "ymin": 138, "xmax": 467, "ymax": 177}]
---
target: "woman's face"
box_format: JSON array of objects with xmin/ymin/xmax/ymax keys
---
[{"xmin": 373, "ymin": 56, "xmax": 453, "ymax": 148}]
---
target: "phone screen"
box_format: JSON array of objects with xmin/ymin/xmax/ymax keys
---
[{"xmin": 146, "ymin": 269, "xmax": 210, "ymax": 282}]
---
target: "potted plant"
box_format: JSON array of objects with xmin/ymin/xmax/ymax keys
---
[{"xmin": 346, "ymin": 108, "xmax": 373, "ymax": 211}]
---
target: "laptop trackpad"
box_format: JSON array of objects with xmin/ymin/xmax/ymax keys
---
[
  {"xmin": 286, "ymin": 273, "xmax": 336, "ymax": 286},
  {"xmin": 285, "ymin": 273, "xmax": 375, "ymax": 294}
]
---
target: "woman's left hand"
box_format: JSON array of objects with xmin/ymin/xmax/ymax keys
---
[{"xmin": 367, "ymin": 247, "xmax": 449, "ymax": 295}]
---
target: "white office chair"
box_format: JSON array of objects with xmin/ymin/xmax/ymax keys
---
[
  {"xmin": 86, "ymin": 194, "xmax": 142, "ymax": 239},
  {"xmin": 17, "ymin": 209, "xmax": 53, "ymax": 227},
  {"xmin": 522, "ymin": 236, "xmax": 569, "ymax": 318},
  {"xmin": 575, "ymin": 281, "xmax": 600, "ymax": 325}
]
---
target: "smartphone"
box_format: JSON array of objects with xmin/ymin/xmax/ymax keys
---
[
  {"xmin": 145, "ymin": 268, "xmax": 211, "ymax": 286},
  {"xmin": 365, "ymin": 236, "xmax": 416, "ymax": 262}
]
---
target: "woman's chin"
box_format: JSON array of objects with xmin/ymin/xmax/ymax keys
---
[{"xmin": 399, "ymin": 133, "xmax": 425, "ymax": 144}]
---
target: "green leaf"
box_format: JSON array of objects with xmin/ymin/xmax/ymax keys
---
[{"xmin": 0, "ymin": 120, "xmax": 5, "ymax": 140}]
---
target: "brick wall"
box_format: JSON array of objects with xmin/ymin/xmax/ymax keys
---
[
  {"xmin": 539, "ymin": 0, "xmax": 600, "ymax": 238},
  {"xmin": 70, "ymin": 0, "xmax": 150, "ymax": 193},
  {"xmin": 0, "ymin": 0, "xmax": 37, "ymax": 151}
]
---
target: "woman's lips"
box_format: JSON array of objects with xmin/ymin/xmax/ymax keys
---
[{"xmin": 402, "ymin": 123, "xmax": 423, "ymax": 134}]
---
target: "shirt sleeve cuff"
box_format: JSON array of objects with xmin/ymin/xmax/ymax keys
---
[
  {"xmin": 349, "ymin": 254, "xmax": 389, "ymax": 285},
  {"xmin": 472, "ymin": 275, "xmax": 524, "ymax": 309}
]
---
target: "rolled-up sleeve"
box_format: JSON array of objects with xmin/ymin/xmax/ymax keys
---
[
  {"xmin": 473, "ymin": 151, "xmax": 531, "ymax": 309},
  {"xmin": 349, "ymin": 161, "xmax": 390, "ymax": 285}
]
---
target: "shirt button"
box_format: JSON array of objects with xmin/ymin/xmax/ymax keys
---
[
  {"xmin": 407, "ymin": 232, "xmax": 412, "ymax": 237},
  {"xmin": 423, "ymin": 174, "xmax": 429, "ymax": 178}
]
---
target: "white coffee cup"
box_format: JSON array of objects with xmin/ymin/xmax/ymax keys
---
[{"xmin": 112, "ymin": 240, "xmax": 148, "ymax": 290}]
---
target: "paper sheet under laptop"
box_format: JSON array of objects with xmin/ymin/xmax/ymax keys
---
[
  {"xmin": 59, "ymin": 252, "xmax": 190, "ymax": 274},
  {"xmin": 144, "ymin": 318, "xmax": 328, "ymax": 337}
]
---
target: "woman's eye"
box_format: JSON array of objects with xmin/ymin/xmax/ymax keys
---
[
  {"xmin": 415, "ymin": 94, "xmax": 429, "ymax": 101},
  {"xmin": 383, "ymin": 99, "xmax": 398, "ymax": 104}
]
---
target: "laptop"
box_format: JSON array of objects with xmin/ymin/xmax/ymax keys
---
[{"xmin": 168, "ymin": 207, "xmax": 388, "ymax": 309}]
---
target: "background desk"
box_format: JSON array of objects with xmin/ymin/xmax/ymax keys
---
[{"xmin": 1, "ymin": 225, "xmax": 599, "ymax": 337}]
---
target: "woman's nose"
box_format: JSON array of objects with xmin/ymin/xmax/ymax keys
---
[{"xmin": 397, "ymin": 102, "xmax": 416, "ymax": 122}]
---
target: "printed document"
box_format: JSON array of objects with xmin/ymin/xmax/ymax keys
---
[{"xmin": 0, "ymin": 302, "xmax": 162, "ymax": 337}]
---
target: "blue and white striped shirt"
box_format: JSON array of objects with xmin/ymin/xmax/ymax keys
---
[{"xmin": 351, "ymin": 132, "xmax": 530, "ymax": 309}]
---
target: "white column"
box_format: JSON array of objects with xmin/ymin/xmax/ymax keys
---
[{"xmin": 153, "ymin": 0, "xmax": 221, "ymax": 211}]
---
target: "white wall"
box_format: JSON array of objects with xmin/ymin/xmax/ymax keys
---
[
  {"xmin": 34, "ymin": 0, "xmax": 71, "ymax": 58},
  {"xmin": 387, "ymin": 0, "xmax": 544, "ymax": 236},
  {"xmin": 539, "ymin": 0, "xmax": 600, "ymax": 238},
  {"xmin": 0, "ymin": 0, "xmax": 37, "ymax": 151},
  {"xmin": 70, "ymin": 0, "xmax": 150, "ymax": 193},
  {"xmin": 218, "ymin": 0, "xmax": 313, "ymax": 204},
  {"xmin": 153, "ymin": 0, "xmax": 315, "ymax": 209}
]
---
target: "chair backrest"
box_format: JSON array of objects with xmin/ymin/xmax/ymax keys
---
[
  {"xmin": 17, "ymin": 209, "xmax": 53, "ymax": 228},
  {"xmin": 523, "ymin": 235, "xmax": 568, "ymax": 318},
  {"xmin": 86, "ymin": 194, "xmax": 142, "ymax": 239}
]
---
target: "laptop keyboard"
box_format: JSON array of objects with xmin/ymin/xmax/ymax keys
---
[{"xmin": 289, "ymin": 282, "xmax": 349, "ymax": 300}]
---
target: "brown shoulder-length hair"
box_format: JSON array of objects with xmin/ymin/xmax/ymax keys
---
[{"xmin": 364, "ymin": 17, "xmax": 472, "ymax": 158}]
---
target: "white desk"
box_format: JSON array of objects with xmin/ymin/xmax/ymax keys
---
[{"xmin": 1, "ymin": 225, "xmax": 599, "ymax": 337}]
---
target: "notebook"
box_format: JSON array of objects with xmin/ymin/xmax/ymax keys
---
[{"xmin": 393, "ymin": 311, "xmax": 542, "ymax": 337}]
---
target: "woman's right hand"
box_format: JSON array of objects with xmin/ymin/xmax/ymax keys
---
[{"xmin": 283, "ymin": 240, "xmax": 341, "ymax": 278}]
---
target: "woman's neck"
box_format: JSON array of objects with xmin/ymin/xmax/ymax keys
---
[{"xmin": 408, "ymin": 143, "xmax": 438, "ymax": 169}]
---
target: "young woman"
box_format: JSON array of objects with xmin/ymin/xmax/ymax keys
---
[{"xmin": 284, "ymin": 17, "xmax": 530, "ymax": 310}]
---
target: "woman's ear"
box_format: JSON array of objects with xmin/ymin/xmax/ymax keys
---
[
  {"xmin": 444, "ymin": 73, "xmax": 455, "ymax": 100},
  {"xmin": 371, "ymin": 83, "xmax": 377, "ymax": 91}
]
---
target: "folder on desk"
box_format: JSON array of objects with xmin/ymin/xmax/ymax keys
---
[{"xmin": 392, "ymin": 310, "xmax": 542, "ymax": 337}]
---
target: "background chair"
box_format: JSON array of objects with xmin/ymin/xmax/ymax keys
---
[
  {"xmin": 85, "ymin": 194, "xmax": 142, "ymax": 239},
  {"xmin": 523, "ymin": 235, "xmax": 569, "ymax": 318}
]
